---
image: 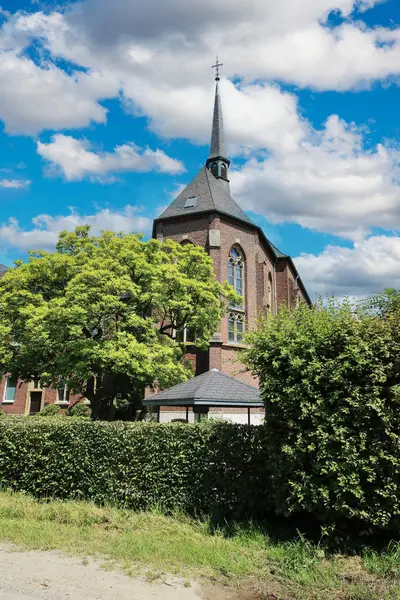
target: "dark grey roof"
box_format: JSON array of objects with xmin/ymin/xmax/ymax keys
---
[
  {"xmin": 143, "ymin": 369, "xmax": 262, "ymax": 407},
  {"xmin": 156, "ymin": 166, "xmax": 254, "ymax": 226},
  {"xmin": 269, "ymin": 241, "xmax": 287, "ymax": 259},
  {"xmin": 208, "ymin": 80, "xmax": 226, "ymax": 160}
]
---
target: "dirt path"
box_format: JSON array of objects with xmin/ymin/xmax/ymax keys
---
[{"xmin": 0, "ymin": 544, "xmax": 205, "ymax": 600}]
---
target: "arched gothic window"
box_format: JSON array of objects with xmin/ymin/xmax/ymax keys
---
[
  {"xmin": 228, "ymin": 247, "xmax": 244, "ymax": 301},
  {"xmin": 228, "ymin": 312, "xmax": 244, "ymax": 344},
  {"xmin": 220, "ymin": 163, "xmax": 228, "ymax": 179},
  {"xmin": 228, "ymin": 247, "xmax": 245, "ymax": 344},
  {"xmin": 211, "ymin": 162, "xmax": 218, "ymax": 178},
  {"xmin": 267, "ymin": 272, "xmax": 273, "ymax": 313}
]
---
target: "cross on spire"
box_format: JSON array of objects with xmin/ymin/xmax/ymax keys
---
[{"xmin": 212, "ymin": 56, "xmax": 223, "ymax": 81}]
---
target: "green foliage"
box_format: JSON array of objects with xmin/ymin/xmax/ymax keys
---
[
  {"xmin": 66, "ymin": 403, "xmax": 91, "ymax": 418},
  {"xmin": 244, "ymin": 294, "xmax": 400, "ymax": 533},
  {"xmin": 0, "ymin": 227, "xmax": 234, "ymax": 419},
  {"xmin": 0, "ymin": 419, "xmax": 270, "ymax": 519},
  {"xmin": 37, "ymin": 404, "xmax": 62, "ymax": 417}
]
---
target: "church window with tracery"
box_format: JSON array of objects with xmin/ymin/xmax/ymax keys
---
[
  {"xmin": 228, "ymin": 247, "xmax": 245, "ymax": 344},
  {"xmin": 228, "ymin": 312, "xmax": 244, "ymax": 344},
  {"xmin": 228, "ymin": 247, "xmax": 244, "ymax": 303}
]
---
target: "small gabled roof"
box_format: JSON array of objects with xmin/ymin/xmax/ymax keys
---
[
  {"xmin": 143, "ymin": 369, "xmax": 262, "ymax": 408},
  {"xmin": 156, "ymin": 166, "xmax": 254, "ymax": 226}
]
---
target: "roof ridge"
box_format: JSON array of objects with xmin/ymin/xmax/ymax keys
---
[
  {"xmin": 204, "ymin": 166, "xmax": 216, "ymax": 211},
  {"xmin": 208, "ymin": 369, "xmax": 260, "ymax": 392}
]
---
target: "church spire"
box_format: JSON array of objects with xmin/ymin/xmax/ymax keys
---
[{"xmin": 206, "ymin": 57, "xmax": 230, "ymax": 191}]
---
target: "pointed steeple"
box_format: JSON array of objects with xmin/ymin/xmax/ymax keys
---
[
  {"xmin": 208, "ymin": 79, "xmax": 227, "ymax": 160},
  {"xmin": 206, "ymin": 57, "xmax": 230, "ymax": 192}
]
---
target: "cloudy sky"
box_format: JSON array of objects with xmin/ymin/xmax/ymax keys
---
[{"xmin": 0, "ymin": 0, "xmax": 399, "ymax": 300}]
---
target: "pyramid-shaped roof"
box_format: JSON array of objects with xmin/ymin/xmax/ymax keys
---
[
  {"xmin": 156, "ymin": 166, "xmax": 254, "ymax": 226},
  {"xmin": 143, "ymin": 369, "xmax": 262, "ymax": 407}
]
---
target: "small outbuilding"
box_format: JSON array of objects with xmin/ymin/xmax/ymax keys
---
[{"xmin": 143, "ymin": 369, "xmax": 263, "ymax": 424}]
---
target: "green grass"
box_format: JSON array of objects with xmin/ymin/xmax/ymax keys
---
[{"xmin": 0, "ymin": 491, "xmax": 399, "ymax": 599}]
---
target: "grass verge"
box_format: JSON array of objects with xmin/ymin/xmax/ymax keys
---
[{"xmin": 0, "ymin": 490, "xmax": 399, "ymax": 599}]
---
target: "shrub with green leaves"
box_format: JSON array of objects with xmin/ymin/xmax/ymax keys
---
[
  {"xmin": 67, "ymin": 403, "xmax": 91, "ymax": 418},
  {"xmin": 0, "ymin": 419, "xmax": 271, "ymax": 520},
  {"xmin": 37, "ymin": 404, "xmax": 62, "ymax": 417},
  {"xmin": 244, "ymin": 294, "xmax": 400, "ymax": 533}
]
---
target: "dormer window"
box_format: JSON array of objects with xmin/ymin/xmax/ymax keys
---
[{"xmin": 184, "ymin": 196, "xmax": 198, "ymax": 209}]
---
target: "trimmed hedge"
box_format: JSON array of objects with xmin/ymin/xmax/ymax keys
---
[{"xmin": 0, "ymin": 419, "xmax": 271, "ymax": 519}]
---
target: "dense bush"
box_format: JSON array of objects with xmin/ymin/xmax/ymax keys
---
[
  {"xmin": 244, "ymin": 296, "xmax": 400, "ymax": 534},
  {"xmin": 67, "ymin": 403, "xmax": 91, "ymax": 418},
  {"xmin": 0, "ymin": 419, "xmax": 271, "ymax": 520},
  {"xmin": 37, "ymin": 404, "xmax": 62, "ymax": 417}
]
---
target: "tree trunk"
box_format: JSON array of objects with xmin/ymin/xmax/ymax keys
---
[{"xmin": 89, "ymin": 396, "xmax": 115, "ymax": 420}]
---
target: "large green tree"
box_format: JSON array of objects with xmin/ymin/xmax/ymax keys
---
[
  {"xmin": 244, "ymin": 293, "xmax": 400, "ymax": 533},
  {"xmin": 0, "ymin": 227, "xmax": 233, "ymax": 420}
]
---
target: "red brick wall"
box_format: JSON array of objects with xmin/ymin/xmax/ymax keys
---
[
  {"xmin": 0, "ymin": 377, "xmax": 28, "ymax": 415},
  {"xmin": 156, "ymin": 211, "xmax": 290, "ymax": 386},
  {"xmin": 0, "ymin": 376, "xmax": 85, "ymax": 415}
]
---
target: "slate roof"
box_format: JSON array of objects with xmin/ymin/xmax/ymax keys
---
[
  {"xmin": 268, "ymin": 241, "xmax": 288, "ymax": 259},
  {"xmin": 156, "ymin": 166, "xmax": 254, "ymax": 226},
  {"xmin": 143, "ymin": 369, "xmax": 262, "ymax": 407},
  {"xmin": 208, "ymin": 80, "xmax": 226, "ymax": 160}
]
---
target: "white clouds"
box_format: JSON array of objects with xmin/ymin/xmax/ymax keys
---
[
  {"xmin": 231, "ymin": 115, "xmax": 400, "ymax": 241},
  {"xmin": 0, "ymin": 0, "xmax": 398, "ymax": 151},
  {"xmin": 295, "ymin": 235, "xmax": 400, "ymax": 298},
  {"xmin": 124, "ymin": 78, "xmax": 304, "ymax": 154},
  {"xmin": 49, "ymin": 1, "xmax": 400, "ymax": 92},
  {"xmin": 0, "ymin": 207, "xmax": 152, "ymax": 252},
  {"xmin": 37, "ymin": 135, "xmax": 185, "ymax": 181},
  {"xmin": 222, "ymin": 23, "xmax": 400, "ymax": 91},
  {"xmin": 0, "ymin": 50, "xmax": 117, "ymax": 135},
  {"xmin": 0, "ymin": 0, "xmax": 399, "ymax": 140},
  {"xmin": 0, "ymin": 179, "xmax": 31, "ymax": 189},
  {"xmin": 0, "ymin": 0, "xmax": 399, "ymax": 307}
]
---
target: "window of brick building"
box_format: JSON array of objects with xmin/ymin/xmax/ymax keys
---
[
  {"xmin": 228, "ymin": 247, "xmax": 245, "ymax": 344},
  {"xmin": 175, "ymin": 327, "xmax": 195, "ymax": 344},
  {"xmin": 267, "ymin": 272, "xmax": 273, "ymax": 313},
  {"xmin": 228, "ymin": 312, "xmax": 244, "ymax": 344},
  {"xmin": 3, "ymin": 375, "xmax": 17, "ymax": 403},
  {"xmin": 57, "ymin": 381, "xmax": 70, "ymax": 404},
  {"xmin": 228, "ymin": 247, "xmax": 244, "ymax": 304}
]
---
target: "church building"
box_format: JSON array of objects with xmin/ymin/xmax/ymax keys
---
[
  {"xmin": 153, "ymin": 68, "xmax": 309, "ymax": 422},
  {"xmin": 0, "ymin": 67, "xmax": 309, "ymax": 419}
]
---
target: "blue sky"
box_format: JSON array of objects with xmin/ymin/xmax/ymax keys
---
[{"xmin": 0, "ymin": 0, "xmax": 399, "ymax": 298}]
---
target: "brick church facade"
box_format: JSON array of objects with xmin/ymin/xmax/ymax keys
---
[
  {"xmin": 0, "ymin": 73, "xmax": 309, "ymax": 420},
  {"xmin": 153, "ymin": 74, "xmax": 309, "ymax": 423}
]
